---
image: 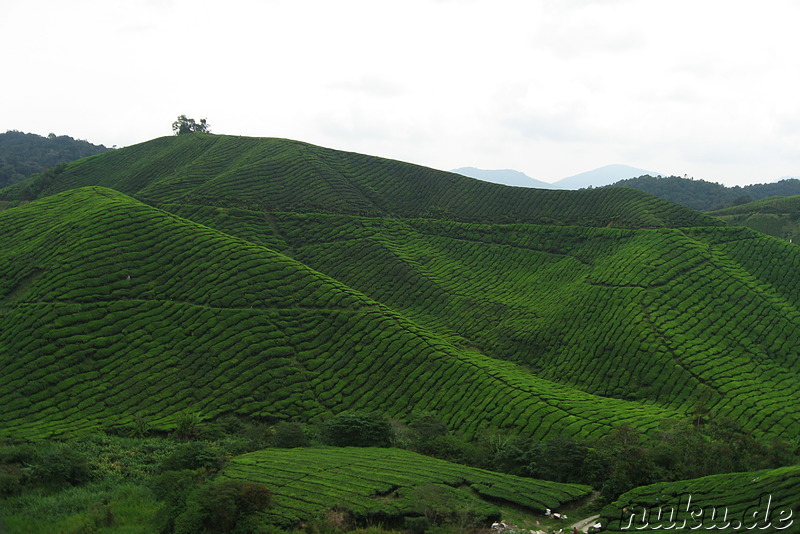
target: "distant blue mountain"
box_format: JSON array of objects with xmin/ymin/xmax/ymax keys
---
[
  {"xmin": 451, "ymin": 167, "xmax": 559, "ymax": 189},
  {"xmin": 552, "ymin": 164, "xmax": 659, "ymax": 189},
  {"xmin": 452, "ymin": 164, "xmax": 659, "ymax": 190}
]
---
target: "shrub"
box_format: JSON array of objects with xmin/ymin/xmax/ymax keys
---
[
  {"xmin": 30, "ymin": 444, "xmax": 91, "ymax": 487},
  {"xmin": 321, "ymin": 412, "xmax": 393, "ymax": 447},
  {"xmin": 404, "ymin": 516, "xmax": 431, "ymax": 533},
  {"xmin": 174, "ymin": 411, "xmax": 202, "ymax": 440},
  {"xmin": 408, "ymin": 412, "xmax": 448, "ymax": 442},
  {"xmin": 175, "ymin": 479, "xmax": 272, "ymax": 533},
  {"xmin": 0, "ymin": 443, "xmax": 37, "ymax": 465},
  {"xmin": 151, "ymin": 469, "xmax": 204, "ymax": 534},
  {"xmin": 160, "ymin": 442, "xmax": 224, "ymax": 472},
  {"xmin": 0, "ymin": 465, "xmax": 23, "ymax": 496},
  {"xmin": 271, "ymin": 422, "xmax": 310, "ymax": 448}
]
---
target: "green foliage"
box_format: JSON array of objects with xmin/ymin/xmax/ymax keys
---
[
  {"xmin": 600, "ymin": 465, "xmax": 800, "ymax": 533},
  {"xmin": 321, "ymin": 412, "xmax": 394, "ymax": 447},
  {"xmin": 30, "ymin": 444, "xmax": 91, "ymax": 487},
  {"xmin": 175, "ymin": 479, "xmax": 272, "ymax": 533},
  {"xmin": 407, "ymin": 483, "xmax": 499, "ymax": 527},
  {"xmin": 271, "ymin": 422, "xmax": 311, "ymax": 448},
  {"xmin": 174, "ymin": 411, "xmax": 203, "ymax": 440},
  {"xmin": 404, "ymin": 515, "xmax": 431, "ymax": 533},
  {"xmin": 0, "ymin": 464, "xmax": 23, "ymax": 496},
  {"xmin": 0, "ymin": 134, "xmax": 719, "ymax": 228},
  {"xmin": 219, "ymin": 447, "xmax": 591, "ymax": 528},
  {"xmin": 172, "ymin": 115, "xmax": 211, "ymax": 135},
  {"xmin": 2, "ymin": 186, "xmax": 800, "ymax": 448},
  {"xmin": 160, "ymin": 442, "xmax": 224, "ymax": 473},
  {"xmin": 1, "ymin": 133, "xmax": 800, "ymax": 495},
  {"xmin": 608, "ymin": 174, "xmax": 800, "ymax": 211},
  {"xmin": 408, "ymin": 413, "xmax": 448, "ymax": 443},
  {"xmin": 0, "ymin": 129, "xmax": 110, "ymax": 190},
  {"xmin": 151, "ymin": 469, "xmax": 205, "ymax": 533},
  {"xmin": 711, "ymin": 194, "xmax": 800, "ymax": 243}
]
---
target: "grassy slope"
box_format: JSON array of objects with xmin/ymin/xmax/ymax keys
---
[
  {"xmin": 162, "ymin": 206, "xmax": 800, "ymax": 439},
  {"xmin": 0, "ymin": 133, "xmax": 722, "ymax": 228},
  {"xmin": 1, "ymin": 135, "xmax": 799, "ymax": 442},
  {"xmin": 710, "ymin": 195, "xmax": 800, "ymax": 242},
  {"xmin": 0, "ymin": 187, "xmax": 683, "ymax": 440},
  {"xmin": 218, "ymin": 447, "xmax": 592, "ymax": 527},
  {"xmin": 600, "ymin": 465, "xmax": 800, "ymax": 533}
]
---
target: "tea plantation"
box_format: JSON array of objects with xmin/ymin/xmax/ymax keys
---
[
  {"xmin": 1, "ymin": 133, "xmax": 798, "ymax": 533},
  {"xmin": 0, "ymin": 134, "xmax": 721, "ymax": 228},
  {"xmin": 0, "ymin": 187, "xmax": 680, "ymax": 441},
  {"xmin": 600, "ymin": 465, "xmax": 800, "ymax": 533},
  {"xmin": 710, "ymin": 194, "xmax": 800, "ymax": 242},
  {"xmin": 219, "ymin": 447, "xmax": 592, "ymax": 527}
]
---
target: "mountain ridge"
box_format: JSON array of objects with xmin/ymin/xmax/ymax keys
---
[
  {"xmin": 606, "ymin": 174, "xmax": 800, "ymax": 211},
  {"xmin": 1, "ymin": 134, "xmax": 721, "ymax": 229},
  {"xmin": 452, "ymin": 164, "xmax": 658, "ymax": 190},
  {"xmin": 1, "ymin": 134, "xmax": 799, "ymax": 445}
]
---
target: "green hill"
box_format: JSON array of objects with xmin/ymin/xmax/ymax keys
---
[
  {"xmin": 218, "ymin": 447, "xmax": 592, "ymax": 527},
  {"xmin": 1, "ymin": 133, "xmax": 799, "ymax": 533},
  {"xmin": 710, "ymin": 195, "xmax": 800, "ymax": 243},
  {"xmin": 600, "ymin": 465, "xmax": 800, "ymax": 533},
  {"xmin": 607, "ymin": 174, "xmax": 800, "ymax": 211},
  {"xmin": 0, "ymin": 130, "xmax": 110, "ymax": 190},
  {"xmin": 0, "ymin": 187, "xmax": 684, "ymax": 441},
  {"xmin": 1, "ymin": 135, "xmax": 800, "ymax": 445},
  {"xmin": 1, "ymin": 133, "xmax": 720, "ymax": 228}
]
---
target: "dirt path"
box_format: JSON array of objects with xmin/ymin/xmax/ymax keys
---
[{"xmin": 570, "ymin": 514, "xmax": 601, "ymax": 533}]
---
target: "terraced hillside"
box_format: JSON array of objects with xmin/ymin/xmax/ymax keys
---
[
  {"xmin": 0, "ymin": 133, "xmax": 721, "ymax": 228},
  {"xmin": 155, "ymin": 207, "xmax": 800, "ymax": 439},
  {"xmin": 0, "ymin": 187, "xmax": 685, "ymax": 440},
  {"xmin": 2, "ymin": 135, "xmax": 799, "ymax": 444},
  {"xmin": 710, "ymin": 195, "xmax": 800, "ymax": 242},
  {"xmin": 600, "ymin": 465, "xmax": 800, "ymax": 532},
  {"xmin": 219, "ymin": 447, "xmax": 592, "ymax": 527}
]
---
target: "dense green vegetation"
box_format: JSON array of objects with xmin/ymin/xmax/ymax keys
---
[
  {"xmin": 0, "ymin": 411, "xmax": 794, "ymax": 533},
  {"xmin": 0, "ymin": 134, "xmax": 719, "ymax": 228},
  {"xmin": 607, "ymin": 174, "xmax": 800, "ymax": 211},
  {"xmin": 152, "ymin": 206, "xmax": 800, "ymax": 440},
  {"xmin": 219, "ymin": 447, "xmax": 591, "ymax": 528},
  {"xmin": 0, "ymin": 130, "xmax": 110, "ymax": 190},
  {"xmin": 710, "ymin": 195, "xmax": 800, "ymax": 242},
  {"xmin": 0, "ymin": 187, "xmax": 685, "ymax": 443},
  {"xmin": 600, "ymin": 465, "xmax": 800, "ymax": 533},
  {"xmin": 1, "ymin": 133, "xmax": 799, "ymax": 532}
]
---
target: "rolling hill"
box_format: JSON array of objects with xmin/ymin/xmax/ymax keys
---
[
  {"xmin": 553, "ymin": 164, "xmax": 658, "ymax": 189},
  {"xmin": 0, "ymin": 186, "xmax": 683, "ymax": 441},
  {"xmin": 0, "ymin": 130, "xmax": 110, "ymax": 189},
  {"xmin": 218, "ymin": 447, "xmax": 592, "ymax": 527},
  {"xmin": 710, "ymin": 195, "xmax": 800, "ymax": 243},
  {"xmin": 1, "ymin": 134, "xmax": 799, "ymax": 446},
  {"xmin": 607, "ymin": 174, "xmax": 800, "ymax": 211},
  {"xmin": 0, "ymin": 133, "xmax": 718, "ymax": 228},
  {"xmin": 600, "ymin": 465, "xmax": 800, "ymax": 533}
]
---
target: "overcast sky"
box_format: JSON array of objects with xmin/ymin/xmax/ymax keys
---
[{"xmin": 3, "ymin": 0, "xmax": 799, "ymax": 185}]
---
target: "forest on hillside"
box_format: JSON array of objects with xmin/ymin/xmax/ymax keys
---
[
  {"xmin": 607, "ymin": 174, "xmax": 800, "ymax": 211},
  {"xmin": 0, "ymin": 130, "xmax": 110, "ymax": 189}
]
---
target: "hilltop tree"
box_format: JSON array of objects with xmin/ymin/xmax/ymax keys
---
[{"xmin": 172, "ymin": 115, "xmax": 210, "ymax": 135}]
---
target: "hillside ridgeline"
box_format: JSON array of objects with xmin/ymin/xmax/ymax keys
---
[
  {"xmin": 607, "ymin": 174, "xmax": 800, "ymax": 211},
  {"xmin": 1, "ymin": 134, "xmax": 721, "ymax": 228}
]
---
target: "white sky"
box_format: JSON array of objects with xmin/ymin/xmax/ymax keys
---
[{"xmin": 2, "ymin": 0, "xmax": 799, "ymax": 185}]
